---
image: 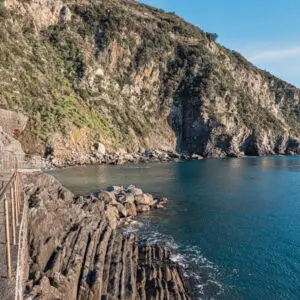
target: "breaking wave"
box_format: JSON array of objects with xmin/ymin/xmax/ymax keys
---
[{"xmin": 121, "ymin": 221, "xmax": 224, "ymax": 299}]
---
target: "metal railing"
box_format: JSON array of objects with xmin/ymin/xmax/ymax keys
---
[
  {"xmin": 0, "ymin": 150, "xmax": 45, "ymax": 171},
  {"xmin": 0, "ymin": 151, "xmax": 18, "ymax": 171},
  {"xmin": 0, "ymin": 151, "xmax": 24, "ymax": 281}
]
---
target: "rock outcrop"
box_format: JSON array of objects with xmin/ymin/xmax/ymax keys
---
[
  {"xmin": 1, "ymin": 0, "xmax": 300, "ymax": 159},
  {"xmin": 23, "ymin": 172, "xmax": 189, "ymax": 299}
]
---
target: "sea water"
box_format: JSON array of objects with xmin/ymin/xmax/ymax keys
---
[{"xmin": 49, "ymin": 157, "xmax": 300, "ymax": 299}]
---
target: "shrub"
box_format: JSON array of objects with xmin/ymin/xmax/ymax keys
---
[{"xmin": 206, "ymin": 33, "xmax": 218, "ymax": 41}]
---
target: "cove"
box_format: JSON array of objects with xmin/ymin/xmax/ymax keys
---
[{"xmin": 49, "ymin": 157, "xmax": 300, "ymax": 299}]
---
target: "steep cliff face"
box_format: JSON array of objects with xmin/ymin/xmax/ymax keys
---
[{"xmin": 1, "ymin": 0, "xmax": 300, "ymax": 158}]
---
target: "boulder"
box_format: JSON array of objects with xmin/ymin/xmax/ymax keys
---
[
  {"xmin": 155, "ymin": 203, "xmax": 165, "ymax": 209},
  {"xmin": 134, "ymin": 193, "xmax": 155, "ymax": 206},
  {"xmin": 160, "ymin": 196, "xmax": 168, "ymax": 203},
  {"xmin": 116, "ymin": 203, "xmax": 127, "ymax": 218},
  {"xmin": 98, "ymin": 143, "xmax": 106, "ymax": 155},
  {"xmin": 143, "ymin": 151, "xmax": 153, "ymax": 158},
  {"xmin": 181, "ymin": 154, "xmax": 190, "ymax": 160},
  {"xmin": 136, "ymin": 205, "xmax": 150, "ymax": 213},
  {"xmin": 126, "ymin": 185, "xmax": 143, "ymax": 196},
  {"xmin": 59, "ymin": 6, "xmax": 72, "ymax": 23},
  {"xmin": 159, "ymin": 153, "xmax": 170, "ymax": 160},
  {"xmin": 123, "ymin": 154, "xmax": 134, "ymax": 162},
  {"xmin": 116, "ymin": 159, "xmax": 126, "ymax": 165},
  {"xmin": 124, "ymin": 202, "xmax": 137, "ymax": 217},
  {"xmin": 105, "ymin": 206, "xmax": 119, "ymax": 229},
  {"xmin": 123, "ymin": 193, "xmax": 135, "ymax": 204},
  {"xmin": 139, "ymin": 156, "xmax": 149, "ymax": 163},
  {"xmin": 99, "ymin": 191, "xmax": 116, "ymax": 204},
  {"xmin": 168, "ymin": 152, "xmax": 181, "ymax": 159},
  {"xmin": 107, "ymin": 185, "xmax": 124, "ymax": 193},
  {"xmin": 37, "ymin": 276, "xmax": 63, "ymax": 299},
  {"xmin": 191, "ymin": 154, "xmax": 203, "ymax": 160},
  {"xmin": 155, "ymin": 196, "xmax": 168, "ymax": 208},
  {"xmin": 115, "ymin": 192, "xmax": 126, "ymax": 203}
]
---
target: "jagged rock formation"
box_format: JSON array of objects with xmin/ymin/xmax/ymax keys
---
[
  {"xmin": 1, "ymin": 0, "xmax": 300, "ymax": 159},
  {"xmin": 23, "ymin": 172, "xmax": 190, "ymax": 299}
]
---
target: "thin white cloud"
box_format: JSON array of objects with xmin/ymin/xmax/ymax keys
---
[
  {"xmin": 232, "ymin": 42, "xmax": 300, "ymax": 86},
  {"xmin": 250, "ymin": 46, "xmax": 300, "ymax": 61}
]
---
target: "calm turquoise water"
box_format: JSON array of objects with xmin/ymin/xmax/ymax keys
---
[{"xmin": 49, "ymin": 157, "xmax": 300, "ymax": 299}]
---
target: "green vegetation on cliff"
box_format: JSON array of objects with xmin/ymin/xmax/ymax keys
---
[{"xmin": 1, "ymin": 0, "xmax": 300, "ymax": 156}]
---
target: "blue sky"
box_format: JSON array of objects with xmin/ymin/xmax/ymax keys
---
[{"xmin": 139, "ymin": 0, "xmax": 300, "ymax": 87}]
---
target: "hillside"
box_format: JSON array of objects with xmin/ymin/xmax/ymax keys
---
[{"xmin": 1, "ymin": 0, "xmax": 300, "ymax": 160}]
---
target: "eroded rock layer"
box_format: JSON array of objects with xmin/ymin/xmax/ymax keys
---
[{"xmin": 23, "ymin": 172, "xmax": 190, "ymax": 299}]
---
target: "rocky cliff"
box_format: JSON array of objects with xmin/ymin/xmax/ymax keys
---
[
  {"xmin": 23, "ymin": 172, "xmax": 190, "ymax": 299},
  {"xmin": 1, "ymin": 0, "xmax": 300, "ymax": 159}
]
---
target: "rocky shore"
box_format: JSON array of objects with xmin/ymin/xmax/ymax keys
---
[
  {"xmin": 22, "ymin": 172, "xmax": 191, "ymax": 299},
  {"xmin": 47, "ymin": 150, "xmax": 204, "ymax": 169}
]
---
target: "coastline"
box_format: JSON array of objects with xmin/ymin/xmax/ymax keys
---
[
  {"xmin": 26, "ymin": 154, "xmax": 300, "ymax": 300},
  {"xmin": 43, "ymin": 150, "xmax": 204, "ymax": 169},
  {"xmin": 33, "ymin": 148, "xmax": 298, "ymax": 171},
  {"xmin": 22, "ymin": 171, "xmax": 192, "ymax": 299}
]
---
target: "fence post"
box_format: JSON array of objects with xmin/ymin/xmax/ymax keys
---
[
  {"xmin": 4, "ymin": 193, "xmax": 12, "ymax": 280},
  {"xmin": 11, "ymin": 184, "xmax": 16, "ymax": 245},
  {"xmin": 14, "ymin": 177, "xmax": 19, "ymax": 227},
  {"xmin": 16, "ymin": 174, "xmax": 20, "ymax": 216}
]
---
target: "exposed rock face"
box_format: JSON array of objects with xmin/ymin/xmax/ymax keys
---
[
  {"xmin": 1, "ymin": 0, "xmax": 300, "ymax": 159},
  {"xmin": 4, "ymin": 0, "xmax": 65, "ymax": 30},
  {"xmin": 23, "ymin": 172, "xmax": 187, "ymax": 299},
  {"xmin": 0, "ymin": 108, "xmax": 28, "ymax": 135},
  {"xmin": 0, "ymin": 125, "xmax": 24, "ymax": 162}
]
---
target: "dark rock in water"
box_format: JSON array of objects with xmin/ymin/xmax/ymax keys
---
[
  {"xmin": 107, "ymin": 185, "xmax": 124, "ymax": 193},
  {"xmin": 168, "ymin": 152, "xmax": 181, "ymax": 159},
  {"xmin": 155, "ymin": 203, "xmax": 166, "ymax": 209},
  {"xmin": 161, "ymin": 196, "xmax": 168, "ymax": 203},
  {"xmin": 23, "ymin": 172, "xmax": 190, "ymax": 299},
  {"xmin": 143, "ymin": 151, "xmax": 154, "ymax": 158},
  {"xmin": 154, "ymin": 196, "xmax": 168, "ymax": 209},
  {"xmin": 181, "ymin": 154, "xmax": 190, "ymax": 160}
]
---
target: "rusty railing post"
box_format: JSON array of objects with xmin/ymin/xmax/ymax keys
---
[
  {"xmin": 14, "ymin": 177, "xmax": 19, "ymax": 227},
  {"xmin": 16, "ymin": 173, "xmax": 20, "ymax": 215},
  {"xmin": 11, "ymin": 183, "xmax": 16, "ymax": 245},
  {"xmin": 4, "ymin": 193, "xmax": 12, "ymax": 280}
]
